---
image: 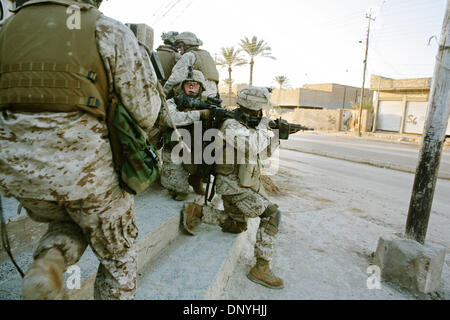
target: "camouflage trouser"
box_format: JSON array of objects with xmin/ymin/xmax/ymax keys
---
[
  {"xmin": 17, "ymin": 185, "xmax": 138, "ymax": 300},
  {"xmin": 201, "ymin": 189, "xmax": 277, "ymax": 261},
  {"xmin": 160, "ymin": 148, "xmax": 191, "ymax": 194}
]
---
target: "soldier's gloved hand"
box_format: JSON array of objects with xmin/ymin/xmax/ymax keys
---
[
  {"xmin": 278, "ymin": 120, "xmax": 290, "ymax": 140},
  {"xmin": 174, "ymin": 94, "xmax": 187, "ymax": 107},
  {"xmin": 213, "ymin": 107, "xmax": 229, "ymax": 123},
  {"xmin": 199, "ymin": 109, "xmax": 211, "ymax": 120}
]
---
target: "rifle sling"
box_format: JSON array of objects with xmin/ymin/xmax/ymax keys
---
[{"xmin": 0, "ymin": 197, "xmax": 25, "ymax": 278}]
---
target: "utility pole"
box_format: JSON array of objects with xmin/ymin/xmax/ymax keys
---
[
  {"xmin": 405, "ymin": 0, "xmax": 450, "ymax": 244},
  {"xmin": 358, "ymin": 12, "xmax": 376, "ymax": 136}
]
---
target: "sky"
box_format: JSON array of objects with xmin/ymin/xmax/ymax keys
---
[{"xmin": 99, "ymin": 0, "xmax": 447, "ymax": 89}]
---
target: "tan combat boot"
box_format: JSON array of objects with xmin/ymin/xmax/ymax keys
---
[
  {"xmin": 22, "ymin": 248, "xmax": 68, "ymax": 300},
  {"xmin": 247, "ymin": 258, "xmax": 284, "ymax": 289},
  {"xmin": 181, "ymin": 202, "xmax": 203, "ymax": 235},
  {"xmin": 188, "ymin": 175, "xmax": 205, "ymax": 195}
]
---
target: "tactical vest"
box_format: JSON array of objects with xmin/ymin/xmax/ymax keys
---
[
  {"xmin": 0, "ymin": 0, "xmax": 108, "ymax": 119},
  {"xmin": 215, "ymin": 122, "xmax": 261, "ymax": 191},
  {"xmin": 188, "ymin": 48, "xmax": 219, "ymax": 83},
  {"xmin": 156, "ymin": 45, "xmax": 178, "ymax": 84}
]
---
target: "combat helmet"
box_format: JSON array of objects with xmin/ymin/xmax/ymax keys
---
[
  {"xmin": 174, "ymin": 68, "xmax": 207, "ymax": 96},
  {"xmin": 182, "ymin": 69, "xmax": 206, "ymax": 90},
  {"xmin": 175, "ymin": 32, "xmax": 203, "ymax": 47},
  {"xmin": 161, "ymin": 31, "xmax": 179, "ymax": 45},
  {"xmin": 237, "ymin": 86, "xmax": 271, "ymax": 111}
]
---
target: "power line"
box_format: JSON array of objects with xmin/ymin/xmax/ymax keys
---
[{"xmin": 151, "ymin": 0, "xmax": 183, "ymax": 26}]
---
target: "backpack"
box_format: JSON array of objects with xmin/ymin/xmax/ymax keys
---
[{"xmin": 107, "ymin": 95, "xmax": 159, "ymax": 195}]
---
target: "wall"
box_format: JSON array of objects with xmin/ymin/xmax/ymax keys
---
[
  {"xmin": 271, "ymin": 83, "xmax": 373, "ymax": 110},
  {"xmin": 270, "ymin": 88, "xmax": 301, "ymax": 106},
  {"xmin": 370, "ymin": 74, "xmax": 437, "ymax": 134},
  {"xmin": 268, "ymin": 108, "xmax": 340, "ymax": 131},
  {"xmin": 370, "ymin": 75, "xmax": 431, "ymax": 91},
  {"xmin": 268, "ymin": 107, "xmax": 372, "ymax": 132}
]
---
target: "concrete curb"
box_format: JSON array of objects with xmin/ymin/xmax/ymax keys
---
[
  {"xmin": 304, "ymin": 131, "xmax": 423, "ymax": 145},
  {"xmin": 281, "ymin": 145, "xmax": 450, "ymax": 180},
  {"xmin": 68, "ymin": 214, "xmax": 181, "ymax": 300},
  {"xmin": 204, "ymin": 218, "xmax": 259, "ymax": 299}
]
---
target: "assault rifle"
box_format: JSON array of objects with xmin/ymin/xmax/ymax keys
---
[
  {"xmin": 173, "ymin": 93, "xmax": 314, "ymax": 204},
  {"xmin": 175, "ymin": 94, "xmax": 262, "ymax": 129},
  {"xmin": 268, "ymin": 118, "xmax": 314, "ymax": 139},
  {"xmin": 174, "ymin": 93, "xmax": 314, "ymax": 139}
]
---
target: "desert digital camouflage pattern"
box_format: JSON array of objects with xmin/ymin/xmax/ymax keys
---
[
  {"xmin": 17, "ymin": 185, "xmax": 137, "ymax": 299},
  {"xmin": 0, "ymin": 14, "xmax": 161, "ymax": 201},
  {"xmin": 161, "ymin": 95, "xmax": 202, "ymax": 127},
  {"xmin": 202, "ymin": 190, "xmax": 275, "ymax": 261},
  {"xmin": 200, "ymin": 115, "xmax": 280, "ymax": 261},
  {"xmin": 0, "ymin": 9, "xmax": 160, "ymax": 299},
  {"xmin": 236, "ymin": 86, "xmax": 272, "ymax": 111},
  {"xmin": 163, "ymin": 51, "xmax": 218, "ymax": 99},
  {"xmin": 159, "ymin": 97, "xmax": 201, "ymax": 194}
]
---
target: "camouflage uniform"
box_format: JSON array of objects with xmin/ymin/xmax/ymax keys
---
[
  {"xmin": 201, "ymin": 116, "xmax": 279, "ymax": 261},
  {"xmin": 156, "ymin": 31, "xmax": 181, "ymax": 86},
  {"xmin": 0, "ymin": 0, "xmax": 161, "ymax": 299},
  {"xmin": 182, "ymin": 86, "xmax": 284, "ymax": 289},
  {"xmin": 159, "ymin": 71, "xmax": 206, "ymax": 196},
  {"xmin": 156, "ymin": 44, "xmax": 181, "ymax": 85},
  {"xmin": 163, "ymin": 32, "xmax": 219, "ymax": 99}
]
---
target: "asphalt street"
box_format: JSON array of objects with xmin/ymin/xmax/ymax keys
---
[{"xmin": 280, "ymin": 132, "xmax": 450, "ymax": 179}]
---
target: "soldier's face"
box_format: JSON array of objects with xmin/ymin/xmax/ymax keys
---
[
  {"xmin": 176, "ymin": 43, "xmax": 185, "ymax": 54},
  {"xmin": 184, "ymin": 81, "xmax": 201, "ymax": 97}
]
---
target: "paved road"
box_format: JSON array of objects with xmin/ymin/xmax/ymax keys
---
[
  {"xmin": 221, "ymin": 148, "xmax": 450, "ymax": 300},
  {"xmin": 281, "ymin": 132, "xmax": 450, "ymax": 179}
]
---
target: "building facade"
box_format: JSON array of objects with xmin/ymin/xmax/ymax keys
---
[
  {"xmin": 370, "ymin": 74, "xmax": 450, "ymax": 136},
  {"xmin": 270, "ymin": 83, "xmax": 373, "ymax": 110}
]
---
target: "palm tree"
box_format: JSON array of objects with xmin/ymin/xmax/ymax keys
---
[
  {"xmin": 215, "ymin": 47, "xmax": 247, "ymax": 98},
  {"xmin": 274, "ymin": 75, "xmax": 289, "ymax": 89},
  {"xmin": 239, "ymin": 36, "xmax": 276, "ymax": 85}
]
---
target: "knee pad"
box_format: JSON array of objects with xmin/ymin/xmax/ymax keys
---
[
  {"xmin": 261, "ymin": 209, "xmax": 282, "ymax": 237},
  {"xmin": 275, "ymin": 209, "xmax": 282, "ymax": 226},
  {"xmin": 221, "ymin": 217, "xmax": 248, "ymax": 234},
  {"xmin": 261, "ymin": 203, "xmax": 279, "ymax": 218}
]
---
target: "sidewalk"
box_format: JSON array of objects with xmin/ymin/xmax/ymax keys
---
[{"xmin": 280, "ymin": 130, "xmax": 450, "ymax": 180}]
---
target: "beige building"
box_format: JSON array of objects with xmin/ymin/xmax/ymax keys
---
[
  {"xmin": 218, "ymin": 83, "xmax": 247, "ymax": 108},
  {"xmin": 371, "ymin": 74, "xmax": 449, "ymax": 135},
  {"xmin": 270, "ymin": 83, "xmax": 373, "ymax": 110},
  {"xmin": 219, "ymin": 82, "xmax": 373, "ymax": 111}
]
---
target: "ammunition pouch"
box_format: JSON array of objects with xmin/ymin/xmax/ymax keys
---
[
  {"xmin": 238, "ymin": 163, "xmax": 260, "ymax": 189},
  {"xmin": 215, "ymin": 163, "xmax": 235, "ymax": 176}
]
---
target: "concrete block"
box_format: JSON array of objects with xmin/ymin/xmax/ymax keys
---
[
  {"xmin": 374, "ymin": 234, "xmax": 446, "ymax": 294},
  {"xmin": 205, "ymin": 217, "xmax": 259, "ymax": 299}
]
